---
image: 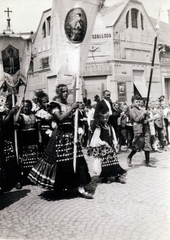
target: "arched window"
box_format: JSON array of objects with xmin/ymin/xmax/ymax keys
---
[
  {"xmin": 131, "ymin": 8, "xmax": 138, "ymax": 28},
  {"xmin": 42, "ymin": 22, "xmax": 46, "ymax": 38},
  {"xmin": 125, "ymin": 9, "xmax": 144, "ymax": 30}
]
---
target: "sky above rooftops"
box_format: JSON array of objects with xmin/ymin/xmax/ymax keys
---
[{"xmin": 0, "ymin": 0, "xmax": 169, "ymax": 33}]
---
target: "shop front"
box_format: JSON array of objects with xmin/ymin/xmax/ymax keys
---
[{"xmin": 82, "ymin": 63, "xmax": 112, "ymax": 102}]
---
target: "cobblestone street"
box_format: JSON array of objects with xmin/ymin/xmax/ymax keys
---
[{"xmin": 0, "ymin": 148, "xmax": 170, "ymax": 240}]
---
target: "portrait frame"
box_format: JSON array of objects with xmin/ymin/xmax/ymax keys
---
[
  {"xmin": 64, "ymin": 8, "xmax": 87, "ymax": 44},
  {"xmin": 1, "ymin": 45, "xmax": 20, "ymax": 75}
]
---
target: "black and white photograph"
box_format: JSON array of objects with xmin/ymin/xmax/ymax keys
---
[{"xmin": 0, "ymin": 0, "xmax": 170, "ymax": 239}]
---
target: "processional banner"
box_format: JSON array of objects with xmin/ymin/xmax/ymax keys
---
[
  {"xmin": 0, "ymin": 35, "xmax": 32, "ymax": 94},
  {"xmin": 50, "ymin": 0, "xmax": 100, "ymax": 77}
]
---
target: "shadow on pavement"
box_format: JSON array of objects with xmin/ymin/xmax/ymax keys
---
[
  {"xmin": 0, "ymin": 189, "xmax": 31, "ymax": 210},
  {"xmin": 39, "ymin": 176, "xmax": 100, "ymax": 201},
  {"xmin": 150, "ymin": 157, "xmax": 158, "ymax": 164},
  {"xmin": 127, "ymin": 163, "xmax": 144, "ymax": 171},
  {"xmin": 39, "ymin": 189, "xmax": 82, "ymax": 201},
  {"xmin": 127, "ymin": 157, "xmax": 158, "ymax": 171}
]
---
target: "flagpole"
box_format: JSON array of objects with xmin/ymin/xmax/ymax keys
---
[
  {"xmin": 145, "ymin": 35, "xmax": 158, "ymax": 110},
  {"xmin": 12, "ymin": 93, "xmax": 19, "ymax": 166},
  {"xmin": 145, "ymin": 8, "xmax": 160, "ymax": 110},
  {"xmin": 73, "ymin": 75, "xmax": 79, "ymax": 173}
]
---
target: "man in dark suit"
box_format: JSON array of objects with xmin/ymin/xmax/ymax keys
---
[{"xmin": 92, "ymin": 90, "xmax": 115, "ymax": 131}]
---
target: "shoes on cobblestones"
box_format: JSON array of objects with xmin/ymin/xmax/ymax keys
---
[
  {"xmin": 115, "ymin": 176, "xmax": 126, "ymax": 184},
  {"xmin": 127, "ymin": 157, "xmax": 132, "ymax": 167},
  {"xmin": 78, "ymin": 191, "xmax": 93, "ymax": 199},
  {"xmin": 117, "ymin": 177, "xmax": 126, "ymax": 184},
  {"xmin": 15, "ymin": 182, "xmax": 22, "ymax": 189},
  {"xmin": 145, "ymin": 163, "xmax": 156, "ymax": 168}
]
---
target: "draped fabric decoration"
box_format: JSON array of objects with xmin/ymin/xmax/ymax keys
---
[
  {"xmin": 0, "ymin": 35, "xmax": 32, "ymax": 94},
  {"xmin": 50, "ymin": 0, "xmax": 100, "ymax": 77}
]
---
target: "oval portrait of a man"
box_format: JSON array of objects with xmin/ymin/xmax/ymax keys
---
[{"xmin": 65, "ymin": 8, "xmax": 87, "ymax": 44}]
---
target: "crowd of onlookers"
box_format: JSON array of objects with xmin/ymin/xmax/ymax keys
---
[
  {"xmin": 79, "ymin": 94, "xmax": 170, "ymax": 153},
  {"xmin": 0, "ymin": 89, "xmax": 170, "ymax": 193}
]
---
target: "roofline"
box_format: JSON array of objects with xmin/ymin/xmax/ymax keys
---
[
  {"xmin": 110, "ymin": 0, "xmax": 129, "ymax": 27},
  {"xmin": 102, "ymin": 1, "xmax": 125, "ymax": 15},
  {"xmin": 0, "ymin": 33, "xmax": 33, "ymax": 40},
  {"xmin": 104, "ymin": 0, "xmax": 156, "ymax": 34},
  {"xmin": 32, "ymin": 8, "xmax": 52, "ymax": 43}
]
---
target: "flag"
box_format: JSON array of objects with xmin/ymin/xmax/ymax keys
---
[
  {"xmin": 50, "ymin": 0, "xmax": 100, "ymax": 77},
  {"xmin": 0, "ymin": 34, "xmax": 32, "ymax": 165},
  {"xmin": 0, "ymin": 35, "xmax": 32, "ymax": 95}
]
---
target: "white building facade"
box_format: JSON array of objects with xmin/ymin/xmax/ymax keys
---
[{"xmin": 26, "ymin": 0, "xmax": 170, "ymax": 104}]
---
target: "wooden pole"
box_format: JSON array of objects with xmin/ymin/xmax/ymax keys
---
[
  {"xmin": 145, "ymin": 35, "xmax": 158, "ymax": 110},
  {"xmin": 145, "ymin": 7, "xmax": 161, "ymax": 110},
  {"xmin": 12, "ymin": 93, "xmax": 19, "ymax": 166},
  {"xmin": 73, "ymin": 75, "xmax": 79, "ymax": 173}
]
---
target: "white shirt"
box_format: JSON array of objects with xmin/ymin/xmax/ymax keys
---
[
  {"xmin": 103, "ymin": 99, "xmax": 112, "ymax": 116},
  {"xmin": 87, "ymin": 108, "xmax": 95, "ymax": 126}
]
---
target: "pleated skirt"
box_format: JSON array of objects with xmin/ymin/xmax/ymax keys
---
[{"xmin": 28, "ymin": 129, "xmax": 91, "ymax": 190}]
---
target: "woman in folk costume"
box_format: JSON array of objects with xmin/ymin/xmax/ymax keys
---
[
  {"xmin": 28, "ymin": 84, "xmax": 92, "ymax": 199},
  {"xmin": 17, "ymin": 100, "xmax": 40, "ymax": 184},
  {"xmin": 2, "ymin": 94, "xmax": 22, "ymax": 190},
  {"xmin": 87, "ymin": 109, "xmax": 127, "ymax": 184},
  {"xmin": 34, "ymin": 91, "xmax": 53, "ymax": 156}
]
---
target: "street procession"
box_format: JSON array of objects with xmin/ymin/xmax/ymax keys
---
[{"xmin": 0, "ymin": 0, "xmax": 170, "ymax": 239}]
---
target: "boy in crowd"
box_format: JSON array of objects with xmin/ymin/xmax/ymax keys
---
[{"xmin": 127, "ymin": 95, "xmax": 156, "ymax": 168}]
